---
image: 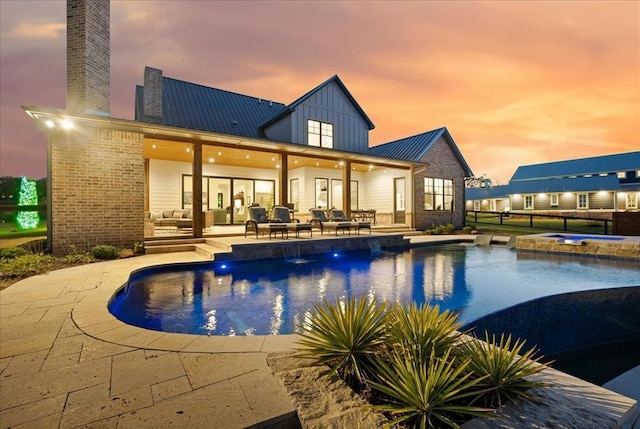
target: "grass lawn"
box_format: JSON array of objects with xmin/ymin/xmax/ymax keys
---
[{"xmin": 465, "ymin": 214, "xmax": 610, "ymax": 236}]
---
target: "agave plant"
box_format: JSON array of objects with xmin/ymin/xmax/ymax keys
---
[
  {"xmin": 385, "ymin": 302, "xmax": 463, "ymax": 363},
  {"xmin": 296, "ymin": 295, "xmax": 388, "ymax": 387},
  {"xmin": 458, "ymin": 332, "xmax": 549, "ymax": 408},
  {"xmin": 370, "ymin": 348, "xmax": 492, "ymax": 429}
]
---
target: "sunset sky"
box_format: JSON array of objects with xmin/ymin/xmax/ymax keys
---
[{"xmin": 1, "ymin": 0, "xmax": 638, "ymax": 181}]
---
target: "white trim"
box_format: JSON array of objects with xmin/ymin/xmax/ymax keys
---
[
  {"xmin": 626, "ymin": 193, "xmax": 638, "ymax": 209},
  {"xmin": 473, "ymin": 200, "xmax": 480, "ymax": 211},
  {"xmin": 550, "ymin": 193, "xmax": 559, "ymax": 207},
  {"xmin": 577, "ymin": 193, "xmax": 589, "ymax": 209},
  {"xmin": 524, "ymin": 195, "xmax": 534, "ymax": 210}
]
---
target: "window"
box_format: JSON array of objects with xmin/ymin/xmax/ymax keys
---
[
  {"xmin": 473, "ymin": 200, "xmax": 480, "ymax": 211},
  {"xmin": 627, "ymin": 193, "xmax": 638, "ymax": 209},
  {"xmin": 617, "ymin": 171, "xmax": 626, "ymax": 179},
  {"xmin": 550, "ymin": 193, "xmax": 559, "ymax": 207},
  {"xmin": 524, "ymin": 195, "xmax": 534, "ymax": 210},
  {"xmin": 308, "ymin": 119, "xmax": 333, "ymax": 148},
  {"xmin": 315, "ymin": 178, "xmax": 328, "ymax": 209},
  {"xmin": 577, "ymin": 193, "xmax": 589, "ymax": 209},
  {"xmin": 350, "ymin": 180, "xmax": 358, "ymax": 210},
  {"xmin": 289, "ymin": 178, "xmax": 299, "ymax": 211},
  {"xmin": 424, "ymin": 177, "xmax": 453, "ymax": 210}
]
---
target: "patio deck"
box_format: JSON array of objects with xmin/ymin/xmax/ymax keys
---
[{"xmin": 1, "ymin": 234, "xmax": 637, "ymax": 428}]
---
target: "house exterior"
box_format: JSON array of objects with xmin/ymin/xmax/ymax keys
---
[
  {"xmin": 466, "ymin": 151, "xmax": 640, "ymax": 217},
  {"xmin": 23, "ymin": 0, "xmax": 473, "ymax": 254}
]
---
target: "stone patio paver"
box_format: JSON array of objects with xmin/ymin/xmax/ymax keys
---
[
  {"xmin": 1, "ymin": 238, "xmax": 637, "ymax": 428},
  {"xmin": 0, "ymin": 252, "xmax": 299, "ymax": 429}
]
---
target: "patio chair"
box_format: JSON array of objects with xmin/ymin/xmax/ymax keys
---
[
  {"xmin": 309, "ymin": 208, "xmax": 352, "ymax": 235},
  {"xmin": 271, "ymin": 206, "xmax": 313, "ymax": 238},
  {"xmin": 329, "ymin": 209, "xmax": 371, "ymax": 235},
  {"xmin": 245, "ymin": 206, "xmax": 288, "ymax": 239}
]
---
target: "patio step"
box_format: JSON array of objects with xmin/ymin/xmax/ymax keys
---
[{"xmin": 143, "ymin": 243, "xmax": 197, "ymax": 254}]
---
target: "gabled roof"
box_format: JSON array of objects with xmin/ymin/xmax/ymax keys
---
[
  {"xmin": 466, "ymin": 185, "xmax": 510, "ymax": 200},
  {"xmin": 136, "ymin": 77, "xmax": 286, "ymax": 139},
  {"xmin": 508, "ymin": 175, "xmax": 622, "ymax": 194},
  {"xmin": 259, "ymin": 75, "xmax": 375, "ymax": 130},
  {"xmin": 369, "ymin": 127, "xmax": 473, "ymax": 176},
  {"xmin": 511, "ymin": 151, "xmax": 640, "ymax": 181}
]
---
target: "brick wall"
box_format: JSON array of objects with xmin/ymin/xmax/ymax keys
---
[
  {"xmin": 413, "ymin": 136, "xmax": 467, "ymax": 230},
  {"xmin": 50, "ymin": 127, "xmax": 144, "ymax": 255},
  {"xmin": 67, "ymin": 0, "xmax": 110, "ymax": 115}
]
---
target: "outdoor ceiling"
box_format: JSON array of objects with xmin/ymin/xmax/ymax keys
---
[{"xmin": 143, "ymin": 138, "xmax": 400, "ymax": 173}]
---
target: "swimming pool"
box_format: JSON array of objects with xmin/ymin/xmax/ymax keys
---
[{"xmin": 108, "ymin": 245, "xmax": 640, "ymax": 336}]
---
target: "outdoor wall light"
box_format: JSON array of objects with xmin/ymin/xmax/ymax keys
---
[
  {"xmin": 513, "ymin": 194, "xmax": 521, "ymax": 199},
  {"xmin": 61, "ymin": 119, "xmax": 73, "ymax": 130},
  {"xmin": 186, "ymin": 147, "xmax": 190, "ymax": 153},
  {"xmin": 152, "ymin": 144, "xmax": 156, "ymax": 149},
  {"xmin": 44, "ymin": 120, "xmax": 55, "ymax": 128},
  {"xmin": 339, "ymin": 161, "xmax": 344, "ymax": 166},
  {"xmin": 209, "ymin": 158, "xmax": 214, "ymax": 163}
]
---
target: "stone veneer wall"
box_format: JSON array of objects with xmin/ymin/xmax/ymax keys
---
[
  {"xmin": 50, "ymin": 128, "xmax": 145, "ymax": 255},
  {"xmin": 413, "ymin": 136, "xmax": 467, "ymax": 231},
  {"xmin": 516, "ymin": 235, "xmax": 640, "ymax": 259}
]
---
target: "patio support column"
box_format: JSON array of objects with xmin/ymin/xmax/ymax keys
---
[
  {"xmin": 193, "ymin": 142, "xmax": 203, "ymax": 237},
  {"xmin": 343, "ymin": 161, "xmax": 351, "ymax": 217},
  {"xmin": 279, "ymin": 153, "xmax": 288, "ymax": 205}
]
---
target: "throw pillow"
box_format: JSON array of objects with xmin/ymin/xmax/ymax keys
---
[{"xmin": 172, "ymin": 211, "xmax": 183, "ymax": 219}]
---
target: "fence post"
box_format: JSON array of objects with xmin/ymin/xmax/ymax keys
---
[
  {"xmin": 604, "ymin": 220, "xmax": 608, "ymax": 235},
  {"xmin": 474, "ymin": 211, "xmax": 478, "ymax": 222},
  {"xmin": 500, "ymin": 212, "xmax": 503, "ymax": 225},
  {"xmin": 564, "ymin": 218, "xmax": 567, "ymax": 231},
  {"xmin": 529, "ymin": 215, "xmax": 533, "ymax": 228}
]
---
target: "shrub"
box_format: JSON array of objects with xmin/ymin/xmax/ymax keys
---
[
  {"xmin": 90, "ymin": 244, "xmax": 120, "ymax": 260},
  {"xmin": 385, "ymin": 303, "xmax": 462, "ymax": 362},
  {"xmin": 0, "ymin": 253, "xmax": 54, "ymax": 279},
  {"xmin": 462, "ymin": 226, "xmax": 473, "ymax": 234},
  {"xmin": 425, "ymin": 224, "xmax": 456, "ymax": 235},
  {"xmin": 0, "ymin": 247, "xmax": 29, "ymax": 259},
  {"xmin": 296, "ymin": 296, "xmax": 388, "ymax": 388},
  {"xmin": 458, "ymin": 333, "xmax": 548, "ymax": 408},
  {"xmin": 370, "ymin": 349, "xmax": 491, "ymax": 428}
]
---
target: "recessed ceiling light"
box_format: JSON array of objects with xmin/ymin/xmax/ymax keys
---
[{"xmin": 44, "ymin": 120, "xmax": 55, "ymax": 128}]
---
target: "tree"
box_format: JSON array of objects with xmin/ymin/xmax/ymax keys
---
[{"xmin": 16, "ymin": 176, "xmax": 40, "ymax": 229}]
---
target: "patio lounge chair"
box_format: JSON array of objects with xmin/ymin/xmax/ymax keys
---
[
  {"xmin": 245, "ymin": 206, "xmax": 288, "ymax": 239},
  {"xmin": 329, "ymin": 209, "xmax": 371, "ymax": 235},
  {"xmin": 271, "ymin": 206, "xmax": 313, "ymax": 238},
  {"xmin": 309, "ymin": 208, "xmax": 352, "ymax": 235}
]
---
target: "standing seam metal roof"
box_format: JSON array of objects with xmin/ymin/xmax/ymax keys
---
[
  {"xmin": 511, "ymin": 151, "xmax": 640, "ymax": 181},
  {"xmin": 369, "ymin": 127, "xmax": 473, "ymax": 175},
  {"xmin": 160, "ymin": 77, "xmax": 286, "ymax": 139}
]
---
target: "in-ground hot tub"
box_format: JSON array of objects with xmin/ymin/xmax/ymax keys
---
[{"xmin": 516, "ymin": 233, "xmax": 640, "ymax": 259}]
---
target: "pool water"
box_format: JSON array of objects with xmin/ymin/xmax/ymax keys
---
[{"xmin": 109, "ymin": 245, "xmax": 640, "ymax": 336}]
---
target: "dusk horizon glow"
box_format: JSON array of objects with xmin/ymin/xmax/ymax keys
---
[{"xmin": 1, "ymin": 1, "xmax": 638, "ymax": 181}]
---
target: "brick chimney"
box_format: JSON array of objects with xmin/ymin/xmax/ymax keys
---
[
  {"xmin": 143, "ymin": 66, "xmax": 163, "ymax": 123},
  {"xmin": 66, "ymin": 0, "xmax": 110, "ymax": 115}
]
